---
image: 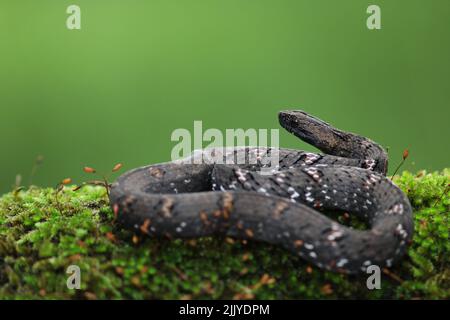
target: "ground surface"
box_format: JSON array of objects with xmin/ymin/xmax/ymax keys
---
[{"xmin": 0, "ymin": 169, "xmax": 448, "ymax": 299}]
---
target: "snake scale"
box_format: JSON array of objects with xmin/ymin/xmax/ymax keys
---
[{"xmin": 110, "ymin": 110, "xmax": 413, "ymax": 274}]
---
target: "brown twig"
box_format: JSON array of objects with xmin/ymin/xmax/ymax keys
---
[
  {"xmin": 382, "ymin": 268, "xmax": 404, "ymax": 283},
  {"xmin": 433, "ymin": 184, "xmax": 450, "ymax": 207}
]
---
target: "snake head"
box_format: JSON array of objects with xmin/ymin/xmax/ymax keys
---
[
  {"xmin": 278, "ymin": 110, "xmax": 388, "ymax": 175},
  {"xmin": 278, "ymin": 110, "xmax": 339, "ymax": 148}
]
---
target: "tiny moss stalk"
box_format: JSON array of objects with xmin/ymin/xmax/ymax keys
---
[
  {"xmin": 75, "ymin": 163, "xmax": 123, "ymax": 200},
  {"xmin": 391, "ymin": 149, "xmax": 409, "ymax": 180}
]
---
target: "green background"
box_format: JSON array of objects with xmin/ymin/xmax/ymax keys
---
[{"xmin": 1, "ymin": 0, "xmax": 449, "ymax": 194}]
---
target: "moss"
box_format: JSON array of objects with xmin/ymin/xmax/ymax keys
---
[{"xmin": 0, "ymin": 169, "xmax": 448, "ymax": 299}]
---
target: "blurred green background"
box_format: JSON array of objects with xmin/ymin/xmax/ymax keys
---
[{"xmin": 1, "ymin": 0, "xmax": 449, "ymax": 194}]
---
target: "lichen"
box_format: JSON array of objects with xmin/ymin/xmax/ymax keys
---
[{"xmin": 0, "ymin": 169, "xmax": 448, "ymax": 299}]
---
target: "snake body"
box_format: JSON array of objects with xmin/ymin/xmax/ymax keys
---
[{"xmin": 110, "ymin": 111, "xmax": 413, "ymax": 274}]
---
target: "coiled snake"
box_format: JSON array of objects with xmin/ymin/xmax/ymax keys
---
[{"xmin": 110, "ymin": 110, "xmax": 413, "ymax": 274}]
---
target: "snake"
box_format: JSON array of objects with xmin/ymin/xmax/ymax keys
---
[{"xmin": 109, "ymin": 110, "xmax": 413, "ymax": 274}]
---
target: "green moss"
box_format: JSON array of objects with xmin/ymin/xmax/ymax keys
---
[{"xmin": 0, "ymin": 169, "xmax": 449, "ymax": 299}]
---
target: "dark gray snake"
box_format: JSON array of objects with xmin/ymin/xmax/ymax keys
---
[{"xmin": 110, "ymin": 111, "xmax": 413, "ymax": 274}]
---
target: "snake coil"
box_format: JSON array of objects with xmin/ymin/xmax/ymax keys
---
[{"xmin": 110, "ymin": 110, "xmax": 413, "ymax": 274}]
